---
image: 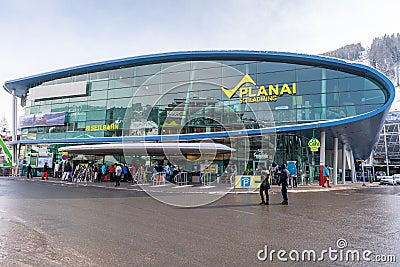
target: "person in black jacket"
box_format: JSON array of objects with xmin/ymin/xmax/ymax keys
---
[
  {"xmin": 277, "ymin": 164, "xmax": 290, "ymax": 205},
  {"xmin": 27, "ymin": 164, "xmax": 33, "ymax": 179},
  {"xmin": 259, "ymin": 167, "xmax": 270, "ymax": 205}
]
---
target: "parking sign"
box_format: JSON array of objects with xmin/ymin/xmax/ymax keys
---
[{"xmin": 240, "ymin": 176, "xmax": 251, "ymax": 187}]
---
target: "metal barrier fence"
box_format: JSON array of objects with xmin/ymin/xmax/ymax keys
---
[
  {"xmin": 152, "ymin": 171, "xmax": 166, "ymax": 186},
  {"xmin": 200, "ymin": 172, "xmax": 213, "ymax": 186},
  {"xmin": 174, "ymin": 172, "xmax": 188, "ymax": 186},
  {"xmin": 72, "ymin": 164, "xmax": 93, "ymax": 183},
  {"xmin": 132, "ymin": 171, "xmax": 145, "ymax": 184}
]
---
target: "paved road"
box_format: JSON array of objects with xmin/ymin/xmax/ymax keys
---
[{"xmin": 0, "ymin": 177, "xmax": 399, "ymax": 266}]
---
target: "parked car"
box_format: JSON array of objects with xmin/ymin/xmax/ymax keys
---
[
  {"xmin": 379, "ymin": 175, "xmax": 396, "ymax": 185},
  {"xmin": 375, "ymin": 171, "xmax": 386, "ymax": 182}
]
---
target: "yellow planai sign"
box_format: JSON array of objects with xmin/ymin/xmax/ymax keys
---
[{"xmin": 221, "ymin": 74, "xmax": 297, "ymax": 104}]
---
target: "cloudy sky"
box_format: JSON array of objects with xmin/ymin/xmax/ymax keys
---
[{"xmin": 1, "ymin": 0, "xmax": 399, "ymax": 126}]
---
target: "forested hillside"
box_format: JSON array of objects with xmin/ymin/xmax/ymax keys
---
[{"xmin": 321, "ymin": 33, "xmax": 400, "ymax": 86}]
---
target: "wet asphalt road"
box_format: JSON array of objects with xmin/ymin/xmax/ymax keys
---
[{"xmin": 0, "ymin": 177, "xmax": 399, "ymax": 266}]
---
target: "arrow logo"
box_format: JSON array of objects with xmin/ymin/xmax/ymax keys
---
[{"xmin": 221, "ymin": 74, "xmax": 256, "ymax": 99}]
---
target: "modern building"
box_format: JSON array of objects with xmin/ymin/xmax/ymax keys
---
[
  {"xmin": 3, "ymin": 51, "xmax": 395, "ymax": 185},
  {"xmin": 373, "ymin": 110, "xmax": 400, "ymax": 175}
]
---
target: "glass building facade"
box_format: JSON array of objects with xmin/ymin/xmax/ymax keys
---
[
  {"xmin": 23, "ymin": 61, "xmax": 387, "ymax": 138},
  {"xmin": 4, "ymin": 51, "xmax": 394, "ymax": 184}
]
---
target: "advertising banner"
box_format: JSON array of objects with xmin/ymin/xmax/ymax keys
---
[
  {"xmin": 19, "ymin": 112, "xmax": 66, "ymax": 128},
  {"xmin": 36, "ymin": 153, "xmax": 53, "ymax": 168}
]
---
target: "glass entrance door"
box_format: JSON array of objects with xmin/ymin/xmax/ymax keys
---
[{"xmin": 253, "ymin": 160, "xmax": 267, "ymax": 175}]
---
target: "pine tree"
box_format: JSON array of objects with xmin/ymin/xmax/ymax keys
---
[
  {"xmin": 322, "ymin": 33, "xmax": 400, "ymax": 86},
  {"xmin": 368, "ymin": 34, "xmax": 400, "ymax": 85},
  {"xmin": 321, "ymin": 43, "xmax": 365, "ymax": 61}
]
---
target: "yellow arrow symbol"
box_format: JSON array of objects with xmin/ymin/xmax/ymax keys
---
[{"xmin": 221, "ymin": 74, "xmax": 257, "ymax": 99}]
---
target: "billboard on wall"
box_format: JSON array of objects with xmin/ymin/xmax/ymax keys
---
[
  {"xmin": 385, "ymin": 111, "xmax": 400, "ymax": 124},
  {"xmin": 19, "ymin": 112, "xmax": 66, "ymax": 128},
  {"xmin": 36, "ymin": 153, "xmax": 53, "ymax": 168}
]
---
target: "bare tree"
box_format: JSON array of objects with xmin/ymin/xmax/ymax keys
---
[{"xmin": 0, "ymin": 116, "xmax": 9, "ymax": 134}]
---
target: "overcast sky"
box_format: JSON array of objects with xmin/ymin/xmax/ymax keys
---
[{"xmin": 1, "ymin": 0, "xmax": 399, "ymax": 126}]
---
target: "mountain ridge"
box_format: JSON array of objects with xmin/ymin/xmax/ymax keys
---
[{"xmin": 321, "ymin": 33, "xmax": 400, "ymax": 86}]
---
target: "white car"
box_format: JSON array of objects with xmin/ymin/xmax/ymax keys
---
[{"xmin": 379, "ymin": 176, "xmax": 396, "ymax": 185}]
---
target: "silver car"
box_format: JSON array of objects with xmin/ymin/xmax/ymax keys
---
[{"xmin": 379, "ymin": 176, "xmax": 396, "ymax": 185}]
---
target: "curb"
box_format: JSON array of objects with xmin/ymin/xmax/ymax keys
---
[{"xmin": 0, "ymin": 176, "xmax": 380, "ymax": 194}]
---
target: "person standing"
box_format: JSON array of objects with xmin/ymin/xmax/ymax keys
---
[
  {"xmin": 68, "ymin": 162, "xmax": 74, "ymax": 182},
  {"xmin": 137, "ymin": 164, "xmax": 143, "ymax": 183},
  {"xmin": 278, "ymin": 164, "xmax": 290, "ymax": 205},
  {"xmin": 109, "ymin": 164, "xmax": 115, "ymax": 182},
  {"xmin": 93, "ymin": 163, "xmax": 99, "ymax": 182},
  {"xmin": 131, "ymin": 164, "xmax": 137, "ymax": 180},
  {"xmin": 115, "ymin": 164, "xmax": 122, "ymax": 187},
  {"xmin": 169, "ymin": 165, "xmax": 175, "ymax": 183},
  {"xmin": 259, "ymin": 167, "xmax": 270, "ymax": 205},
  {"xmin": 292, "ymin": 174, "xmax": 298, "ymax": 188},
  {"xmin": 123, "ymin": 163, "xmax": 129, "ymax": 182},
  {"xmin": 101, "ymin": 163, "xmax": 107, "ymax": 182},
  {"xmin": 27, "ymin": 164, "xmax": 33, "ymax": 179},
  {"xmin": 155, "ymin": 163, "xmax": 164, "ymax": 184},
  {"xmin": 41, "ymin": 162, "xmax": 49, "ymax": 180},
  {"xmin": 54, "ymin": 161, "xmax": 60, "ymax": 178},
  {"xmin": 61, "ymin": 161, "xmax": 66, "ymax": 180},
  {"xmin": 164, "ymin": 164, "xmax": 170, "ymax": 182},
  {"xmin": 322, "ymin": 166, "xmax": 331, "ymax": 187}
]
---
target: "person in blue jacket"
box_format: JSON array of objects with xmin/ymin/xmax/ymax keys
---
[{"xmin": 322, "ymin": 166, "xmax": 331, "ymax": 187}]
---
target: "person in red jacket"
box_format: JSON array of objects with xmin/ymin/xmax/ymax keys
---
[
  {"xmin": 109, "ymin": 164, "xmax": 115, "ymax": 182},
  {"xmin": 41, "ymin": 162, "xmax": 49, "ymax": 180}
]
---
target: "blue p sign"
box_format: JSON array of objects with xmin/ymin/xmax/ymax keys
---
[{"xmin": 241, "ymin": 176, "xmax": 251, "ymax": 187}]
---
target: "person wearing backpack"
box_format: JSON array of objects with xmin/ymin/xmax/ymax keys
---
[
  {"xmin": 259, "ymin": 167, "xmax": 270, "ymax": 205},
  {"xmin": 278, "ymin": 164, "xmax": 290, "ymax": 205}
]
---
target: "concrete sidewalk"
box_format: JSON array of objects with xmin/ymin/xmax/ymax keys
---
[
  {"xmin": 284, "ymin": 182, "xmax": 379, "ymax": 193},
  {"xmin": 1, "ymin": 175, "xmax": 381, "ymax": 193}
]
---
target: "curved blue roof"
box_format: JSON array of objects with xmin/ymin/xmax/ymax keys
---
[
  {"xmin": 2, "ymin": 50, "xmax": 393, "ymax": 98},
  {"xmin": 3, "ymin": 50, "xmax": 395, "ymax": 159}
]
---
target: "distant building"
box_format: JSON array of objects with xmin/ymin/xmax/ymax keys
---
[{"xmin": 373, "ymin": 90, "xmax": 400, "ymax": 175}]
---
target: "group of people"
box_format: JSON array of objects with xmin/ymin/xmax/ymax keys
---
[
  {"xmin": 259, "ymin": 164, "xmax": 290, "ymax": 205},
  {"xmin": 152, "ymin": 163, "xmax": 184, "ymax": 184},
  {"xmin": 22, "ymin": 159, "xmax": 150, "ymax": 185},
  {"xmin": 55, "ymin": 160, "xmax": 135, "ymax": 186},
  {"xmin": 260, "ymin": 164, "xmax": 332, "ymax": 205},
  {"xmin": 95, "ymin": 163, "xmax": 130, "ymax": 187}
]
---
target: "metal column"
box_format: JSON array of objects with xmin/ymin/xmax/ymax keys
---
[
  {"xmin": 342, "ymin": 143, "xmax": 346, "ymax": 184},
  {"xmin": 12, "ymin": 89, "xmax": 18, "ymax": 165},
  {"xmin": 350, "ymin": 149, "xmax": 356, "ymax": 183},
  {"xmin": 319, "ymin": 130, "xmax": 326, "ymax": 186},
  {"xmin": 383, "ymin": 125, "xmax": 389, "ymax": 175},
  {"xmin": 333, "ymin": 137, "xmax": 338, "ymax": 185}
]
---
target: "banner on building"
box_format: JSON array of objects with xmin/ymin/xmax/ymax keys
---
[{"xmin": 19, "ymin": 112, "xmax": 66, "ymax": 128}]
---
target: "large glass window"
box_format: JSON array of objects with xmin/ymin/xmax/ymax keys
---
[
  {"xmin": 109, "ymin": 78, "xmax": 135, "ymax": 89},
  {"xmin": 108, "ymin": 87, "xmax": 133, "ymax": 99},
  {"xmin": 86, "ymin": 110, "xmax": 106, "ymax": 121},
  {"xmin": 21, "ymin": 59, "xmax": 389, "ymax": 141}
]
